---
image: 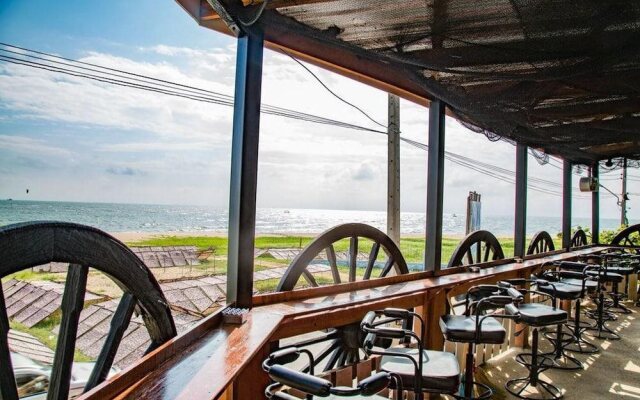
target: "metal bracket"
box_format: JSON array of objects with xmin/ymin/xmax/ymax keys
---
[{"xmin": 204, "ymin": 0, "xmax": 243, "ymax": 36}]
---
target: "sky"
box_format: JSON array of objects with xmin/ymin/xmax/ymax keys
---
[{"xmin": 0, "ymin": 0, "xmax": 638, "ymax": 223}]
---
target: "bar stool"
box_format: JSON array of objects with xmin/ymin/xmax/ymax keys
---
[
  {"xmin": 583, "ymin": 265, "xmax": 624, "ymax": 340},
  {"xmin": 439, "ymin": 284, "xmax": 522, "ymax": 399},
  {"xmin": 262, "ymin": 347, "xmax": 402, "ymax": 399},
  {"xmin": 501, "ymin": 279, "xmax": 568, "ymax": 400},
  {"xmin": 548, "ymin": 264, "xmax": 599, "ymax": 355},
  {"xmin": 534, "ymin": 271, "xmax": 584, "ymax": 370},
  {"xmin": 360, "ymin": 308, "xmax": 460, "ymax": 400}
]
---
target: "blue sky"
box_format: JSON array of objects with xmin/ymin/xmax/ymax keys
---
[{"xmin": 0, "ymin": 0, "xmax": 636, "ymax": 223}]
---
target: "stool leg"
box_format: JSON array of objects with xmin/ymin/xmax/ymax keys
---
[
  {"xmin": 565, "ymin": 299, "xmax": 598, "ymax": 354},
  {"xmin": 587, "ymin": 289, "xmax": 621, "ymax": 340},
  {"xmin": 506, "ymin": 328, "xmax": 563, "ymax": 400},
  {"xmin": 464, "ymin": 344, "xmax": 474, "ymax": 398}
]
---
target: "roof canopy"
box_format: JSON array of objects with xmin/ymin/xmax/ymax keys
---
[{"xmin": 178, "ymin": 0, "xmax": 640, "ymax": 164}]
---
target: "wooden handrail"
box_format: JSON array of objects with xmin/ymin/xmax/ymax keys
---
[{"xmin": 79, "ymin": 246, "xmax": 608, "ymax": 400}]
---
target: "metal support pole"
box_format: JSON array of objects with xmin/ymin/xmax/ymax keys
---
[
  {"xmin": 514, "ymin": 143, "xmax": 528, "ymax": 258},
  {"xmin": 425, "ymin": 100, "xmax": 446, "ymax": 271},
  {"xmin": 621, "ymin": 158, "xmax": 628, "ymax": 226},
  {"xmin": 592, "ymin": 164, "xmax": 599, "ymax": 244},
  {"xmin": 562, "ymin": 160, "xmax": 572, "ymax": 250},
  {"xmin": 387, "ymin": 94, "xmax": 401, "ymax": 245},
  {"xmin": 227, "ymin": 32, "xmax": 264, "ymax": 308}
]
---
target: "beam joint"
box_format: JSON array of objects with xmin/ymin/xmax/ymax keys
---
[
  {"xmin": 514, "ymin": 144, "xmax": 527, "ymax": 258},
  {"xmin": 425, "ymin": 100, "xmax": 446, "ymax": 272},
  {"xmin": 227, "ymin": 31, "xmax": 264, "ymax": 308}
]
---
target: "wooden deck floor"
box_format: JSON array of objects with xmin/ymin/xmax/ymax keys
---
[{"xmin": 480, "ymin": 300, "xmax": 640, "ymax": 399}]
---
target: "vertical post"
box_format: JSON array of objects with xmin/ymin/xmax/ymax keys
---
[
  {"xmin": 387, "ymin": 94, "xmax": 401, "ymax": 245},
  {"xmin": 227, "ymin": 32, "xmax": 264, "ymax": 308},
  {"xmin": 425, "ymin": 100, "xmax": 446, "ymax": 272},
  {"xmin": 592, "ymin": 164, "xmax": 600, "ymax": 244},
  {"xmin": 514, "ymin": 144, "xmax": 528, "ymax": 258},
  {"xmin": 562, "ymin": 160, "xmax": 572, "ymax": 250},
  {"xmin": 621, "ymin": 158, "xmax": 628, "ymax": 226}
]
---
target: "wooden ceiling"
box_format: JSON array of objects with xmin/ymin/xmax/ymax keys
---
[{"xmin": 176, "ymin": 0, "xmax": 640, "ymax": 165}]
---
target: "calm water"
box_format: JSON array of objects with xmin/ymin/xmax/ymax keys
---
[{"xmin": 0, "ymin": 200, "xmax": 621, "ymax": 236}]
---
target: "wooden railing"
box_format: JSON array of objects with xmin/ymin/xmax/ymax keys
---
[{"xmin": 79, "ymin": 246, "xmax": 608, "ymax": 400}]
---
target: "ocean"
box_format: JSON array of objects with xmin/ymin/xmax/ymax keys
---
[{"xmin": 0, "ymin": 200, "xmax": 621, "ymax": 237}]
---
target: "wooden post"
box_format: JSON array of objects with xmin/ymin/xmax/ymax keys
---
[
  {"xmin": 514, "ymin": 143, "xmax": 528, "ymax": 258},
  {"xmin": 562, "ymin": 160, "xmax": 572, "ymax": 250},
  {"xmin": 227, "ymin": 31, "xmax": 264, "ymax": 308},
  {"xmin": 233, "ymin": 342, "xmax": 273, "ymax": 400},
  {"xmin": 387, "ymin": 94, "xmax": 401, "ymax": 245},
  {"xmin": 425, "ymin": 100, "xmax": 446, "ymax": 272},
  {"xmin": 424, "ymin": 290, "xmax": 446, "ymax": 350},
  {"xmin": 591, "ymin": 164, "xmax": 600, "ymax": 244}
]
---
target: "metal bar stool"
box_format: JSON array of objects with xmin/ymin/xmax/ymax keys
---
[
  {"xmin": 501, "ymin": 279, "xmax": 568, "ymax": 400},
  {"xmin": 439, "ymin": 284, "xmax": 522, "ymax": 399},
  {"xmin": 262, "ymin": 347, "xmax": 402, "ymax": 399},
  {"xmin": 533, "ymin": 270, "xmax": 584, "ymax": 370},
  {"xmin": 548, "ymin": 263, "xmax": 599, "ymax": 354},
  {"xmin": 360, "ymin": 308, "xmax": 460, "ymax": 400}
]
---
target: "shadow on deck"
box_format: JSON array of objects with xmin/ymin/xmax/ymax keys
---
[{"xmin": 480, "ymin": 303, "xmax": 639, "ymax": 399}]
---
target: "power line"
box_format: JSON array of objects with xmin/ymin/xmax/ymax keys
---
[{"xmin": 0, "ymin": 43, "xmax": 591, "ymax": 199}]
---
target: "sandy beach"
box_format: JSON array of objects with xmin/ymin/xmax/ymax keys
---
[{"xmin": 110, "ymin": 230, "xmax": 466, "ymax": 243}]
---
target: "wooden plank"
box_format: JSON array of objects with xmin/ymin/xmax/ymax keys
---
[
  {"xmin": 232, "ymin": 342, "xmax": 273, "ymax": 400},
  {"xmin": 425, "ymin": 289, "xmax": 447, "ymax": 350},
  {"xmin": 48, "ymin": 264, "xmax": 89, "ymax": 400},
  {"xmin": 628, "ymin": 272, "xmax": 638, "ymax": 302}
]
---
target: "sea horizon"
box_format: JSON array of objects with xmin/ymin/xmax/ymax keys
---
[{"xmin": 0, "ymin": 199, "xmax": 626, "ymax": 237}]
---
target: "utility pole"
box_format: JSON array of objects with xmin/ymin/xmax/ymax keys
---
[
  {"xmin": 621, "ymin": 158, "xmax": 628, "ymax": 226},
  {"xmin": 387, "ymin": 94, "xmax": 401, "ymax": 245}
]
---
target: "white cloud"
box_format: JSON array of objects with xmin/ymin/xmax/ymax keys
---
[{"xmin": 0, "ymin": 134, "xmax": 73, "ymax": 157}]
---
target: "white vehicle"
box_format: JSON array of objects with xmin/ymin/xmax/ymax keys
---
[{"xmin": 12, "ymin": 352, "xmax": 119, "ymax": 399}]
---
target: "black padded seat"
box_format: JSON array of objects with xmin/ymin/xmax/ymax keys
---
[
  {"xmin": 561, "ymin": 278, "xmax": 598, "ymax": 290},
  {"xmin": 606, "ymin": 266, "xmax": 635, "ymax": 276},
  {"xmin": 506, "ymin": 303, "xmax": 567, "ymax": 327},
  {"xmin": 439, "ymin": 315, "xmax": 506, "ymax": 344},
  {"xmin": 586, "ymin": 270, "xmax": 623, "ymax": 283},
  {"xmin": 380, "ymin": 347, "xmax": 460, "ymax": 394},
  {"xmin": 537, "ymin": 282, "xmax": 582, "ymax": 300}
]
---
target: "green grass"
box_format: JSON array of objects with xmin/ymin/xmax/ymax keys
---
[
  {"xmin": 10, "ymin": 313, "xmax": 92, "ymax": 362},
  {"xmin": 2, "ymin": 270, "xmax": 63, "ymax": 284},
  {"xmin": 127, "ymin": 235, "xmax": 561, "ymax": 265}
]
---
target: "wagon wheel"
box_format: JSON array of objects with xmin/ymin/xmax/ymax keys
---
[
  {"xmin": 0, "ymin": 222, "xmax": 176, "ymax": 400},
  {"xmin": 447, "ymin": 230, "xmax": 505, "ymax": 268},
  {"xmin": 571, "ymin": 229, "xmax": 588, "ymax": 248},
  {"xmin": 526, "ymin": 231, "xmax": 555, "ymax": 255},
  {"xmin": 611, "ymin": 223, "xmax": 640, "ymax": 251},
  {"xmin": 276, "ymin": 223, "xmax": 409, "ymax": 373}
]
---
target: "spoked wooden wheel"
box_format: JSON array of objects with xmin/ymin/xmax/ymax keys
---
[
  {"xmin": 0, "ymin": 222, "xmax": 176, "ymax": 400},
  {"xmin": 527, "ymin": 231, "xmax": 555, "ymax": 255},
  {"xmin": 571, "ymin": 229, "xmax": 588, "ymax": 248},
  {"xmin": 277, "ymin": 223, "xmax": 409, "ymax": 373},
  {"xmin": 611, "ymin": 223, "xmax": 640, "ymax": 251},
  {"xmin": 447, "ymin": 230, "xmax": 505, "ymax": 268}
]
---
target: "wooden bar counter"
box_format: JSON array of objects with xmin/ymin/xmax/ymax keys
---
[{"xmin": 80, "ymin": 246, "xmax": 607, "ymax": 400}]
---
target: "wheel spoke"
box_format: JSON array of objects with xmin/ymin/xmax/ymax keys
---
[
  {"xmin": 363, "ymin": 242, "xmax": 380, "ymax": 280},
  {"xmin": 85, "ymin": 292, "xmax": 137, "ymax": 392},
  {"xmin": 302, "ymin": 339, "xmax": 340, "ymax": 373},
  {"xmin": 48, "ymin": 264, "xmax": 89, "ymax": 400},
  {"xmin": 380, "ymin": 256, "xmax": 395, "ymax": 277},
  {"xmin": 483, "ymin": 243, "xmax": 490, "ymax": 262},
  {"xmin": 324, "ymin": 347, "xmax": 344, "ymax": 371},
  {"xmin": 349, "ymin": 236, "xmax": 358, "ymax": 282},
  {"xmin": 325, "ymin": 245, "xmax": 341, "ymax": 284},
  {"xmin": 302, "ymin": 269, "xmax": 319, "ymax": 287},
  {"xmin": 465, "ymin": 248, "xmax": 473, "ymax": 265},
  {"xmin": 0, "ymin": 281, "xmax": 19, "ymax": 400}
]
